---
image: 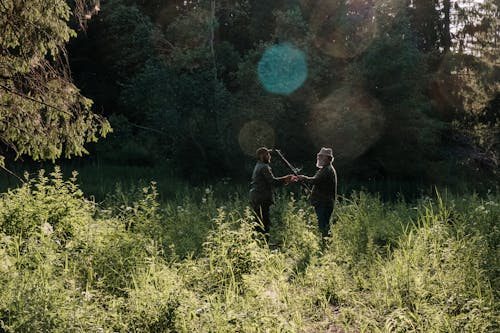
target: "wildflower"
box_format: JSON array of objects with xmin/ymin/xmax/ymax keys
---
[
  {"xmin": 82, "ymin": 291, "xmax": 94, "ymax": 301},
  {"xmin": 205, "ymin": 187, "xmax": 211, "ymax": 194},
  {"xmin": 202, "ymin": 197, "xmax": 207, "ymax": 204},
  {"xmin": 0, "ymin": 257, "xmax": 13, "ymax": 273},
  {"xmin": 41, "ymin": 222, "xmax": 53, "ymax": 236}
]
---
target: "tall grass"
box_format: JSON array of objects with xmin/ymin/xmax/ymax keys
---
[{"xmin": 0, "ymin": 168, "xmax": 498, "ymax": 332}]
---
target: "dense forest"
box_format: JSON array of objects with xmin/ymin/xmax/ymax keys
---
[{"xmin": 1, "ymin": 0, "xmax": 499, "ymax": 189}]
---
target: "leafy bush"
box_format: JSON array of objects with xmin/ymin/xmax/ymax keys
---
[{"xmin": 0, "ymin": 167, "xmax": 92, "ymax": 240}]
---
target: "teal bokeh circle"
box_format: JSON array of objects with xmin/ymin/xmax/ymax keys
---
[{"xmin": 257, "ymin": 43, "xmax": 307, "ymax": 95}]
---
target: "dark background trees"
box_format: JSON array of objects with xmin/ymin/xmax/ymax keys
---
[{"xmin": 3, "ymin": 0, "xmax": 497, "ymax": 189}]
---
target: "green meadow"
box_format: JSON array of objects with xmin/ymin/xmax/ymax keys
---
[{"xmin": 0, "ymin": 167, "xmax": 498, "ymax": 332}]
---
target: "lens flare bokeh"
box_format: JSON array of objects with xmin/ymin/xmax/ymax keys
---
[
  {"xmin": 309, "ymin": 0, "xmax": 377, "ymax": 58},
  {"xmin": 308, "ymin": 86, "xmax": 385, "ymax": 161},
  {"xmin": 238, "ymin": 120, "xmax": 275, "ymax": 157},
  {"xmin": 257, "ymin": 43, "xmax": 308, "ymax": 95}
]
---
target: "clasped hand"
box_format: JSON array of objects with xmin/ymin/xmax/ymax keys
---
[{"xmin": 284, "ymin": 174, "xmax": 305, "ymax": 184}]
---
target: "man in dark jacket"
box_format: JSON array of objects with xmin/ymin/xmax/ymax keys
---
[
  {"xmin": 249, "ymin": 147, "xmax": 293, "ymax": 237},
  {"xmin": 298, "ymin": 147, "xmax": 337, "ymax": 238}
]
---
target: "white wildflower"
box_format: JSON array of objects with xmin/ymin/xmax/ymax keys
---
[
  {"xmin": 41, "ymin": 222, "xmax": 53, "ymax": 236},
  {"xmin": 82, "ymin": 291, "xmax": 94, "ymax": 301},
  {"xmin": 475, "ymin": 205, "xmax": 485, "ymax": 212}
]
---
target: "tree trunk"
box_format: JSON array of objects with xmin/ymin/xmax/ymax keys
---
[{"xmin": 441, "ymin": 0, "xmax": 452, "ymax": 53}]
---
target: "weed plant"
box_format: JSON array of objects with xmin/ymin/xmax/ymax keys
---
[{"xmin": 0, "ymin": 169, "xmax": 498, "ymax": 332}]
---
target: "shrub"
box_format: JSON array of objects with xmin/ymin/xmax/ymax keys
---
[{"xmin": 0, "ymin": 167, "xmax": 93, "ymax": 241}]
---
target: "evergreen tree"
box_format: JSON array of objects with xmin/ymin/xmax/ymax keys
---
[
  {"xmin": 0, "ymin": 0, "xmax": 111, "ymax": 165},
  {"xmin": 350, "ymin": 6, "xmax": 445, "ymax": 178}
]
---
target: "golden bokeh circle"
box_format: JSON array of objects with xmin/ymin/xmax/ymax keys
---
[
  {"xmin": 238, "ymin": 120, "xmax": 276, "ymax": 157},
  {"xmin": 308, "ymin": 86, "xmax": 385, "ymax": 161}
]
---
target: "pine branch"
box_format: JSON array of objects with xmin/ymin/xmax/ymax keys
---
[{"xmin": 0, "ymin": 83, "xmax": 73, "ymax": 116}]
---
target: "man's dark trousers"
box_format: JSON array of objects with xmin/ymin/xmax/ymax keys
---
[
  {"xmin": 314, "ymin": 202, "xmax": 333, "ymax": 238},
  {"xmin": 251, "ymin": 202, "xmax": 271, "ymax": 236}
]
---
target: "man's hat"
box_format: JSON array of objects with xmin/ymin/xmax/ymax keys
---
[
  {"xmin": 256, "ymin": 147, "xmax": 271, "ymax": 158},
  {"xmin": 317, "ymin": 147, "xmax": 334, "ymax": 158}
]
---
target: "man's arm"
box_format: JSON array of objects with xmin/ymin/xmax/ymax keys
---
[
  {"xmin": 332, "ymin": 166, "xmax": 338, "ymax": 203},
  {"xmin": 298, "ymin": 168, "xmax": 325, "ymax": 185},
  {"xmin": 262, "ymin": 165, "xmax": 292, "ymax": 185}
]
